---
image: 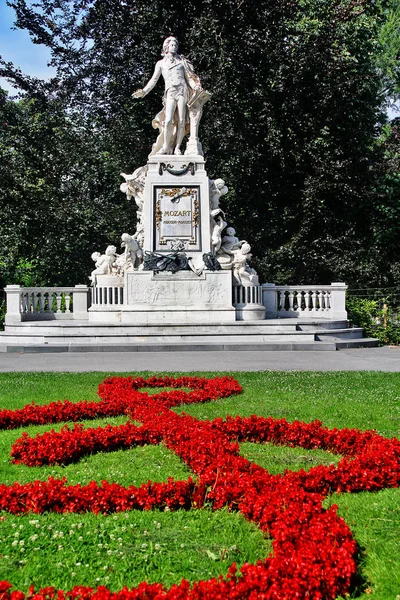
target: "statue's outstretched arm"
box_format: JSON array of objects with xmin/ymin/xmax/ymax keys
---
[{"xmin": 132, "ymin": 62, "xmax": 162, "ymax": 98}]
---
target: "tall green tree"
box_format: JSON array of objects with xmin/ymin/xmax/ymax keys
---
[
  {"xmin": 1, "ymin": 0, "xmax": 398, "ymax": 287},
  {"xmin": 0, "ymin": 89, "xmax": 131, "ymax": 286}
]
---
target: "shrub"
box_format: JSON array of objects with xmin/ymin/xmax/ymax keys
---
[{"xmin": 347, "ymin": 297, "xmax": 400, "ymax": 345}]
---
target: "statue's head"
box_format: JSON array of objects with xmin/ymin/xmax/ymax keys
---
[
  {"xmin": 121, "ymin": 233, "xmax": 132, "ymax": 242},
  {"xmin": 241, "ymin": 242, "xmax": 251, "ymax": 255},
  {"xmin": 225, "ymin": 227, "xmax": 236, "ymax": 237},
  {"xmin": 91, "ymin": 251, "xmax": 101, "ymax": 262},
  {"xmin": 162, "ymin": 36, "xmax": 179, "ymax": 56},
  {"xmin": 214, "ymin": 178, "xmax": 225, "ymax": 189},
  {"xmin": 105, "ymin": 245, "xmax": 117, "ymax": 256}
]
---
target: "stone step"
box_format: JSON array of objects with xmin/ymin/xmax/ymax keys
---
[
  {"xmin": 2, "ymin": 341, "xmax": 337, "ymax": 353},
  {"xmin": 0, "ymin": 331, "xmax": 317, "ymax": 345},
  {"xmin": 314, "ymin": 328, "xmax": 364, "ymax": 340},
  {"xmin": 3, "ymin": 323, "xmax": 298, "ymax": 335},
  {"xmin": 0, "ymin": 319, "xmax": 378, "ymax": 352},
  {"xmin": 3, "ymin": 318, "xmax": 350, "ymax": 336},
  {"xmin": 334, "ymin": 338, "xmax": 380, "ymax": 349}
]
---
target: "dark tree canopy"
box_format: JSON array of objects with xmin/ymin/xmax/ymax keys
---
[{"xmin": 0, "ymin": 0, "xmax": 399, "ymax": 288}]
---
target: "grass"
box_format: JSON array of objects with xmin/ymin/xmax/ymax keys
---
[{"xmin": 0, "ymin": 371, "xmax": 399, "ymax": 598}]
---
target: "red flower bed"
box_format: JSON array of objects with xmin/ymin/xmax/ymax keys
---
[{"xmin": 1, "ymin": 375, "xmax": 399, "ymax": 599}]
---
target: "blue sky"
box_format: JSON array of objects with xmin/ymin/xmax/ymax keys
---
[{"xmin": 0, "ymin": 1, "xmax": 55, "ymax": 94}]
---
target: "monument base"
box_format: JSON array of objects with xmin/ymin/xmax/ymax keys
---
[{"xmin": 88, "ymin": 270, "xmax": 236, "ymax": 324}]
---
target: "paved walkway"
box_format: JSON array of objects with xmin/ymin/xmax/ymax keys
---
[{"xmin": 0, "ymin": 346, "xmax": 398, "ymax": 372}]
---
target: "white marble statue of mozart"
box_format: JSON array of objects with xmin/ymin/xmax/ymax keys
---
[{"xmin": 133, "ymin": 36, "xmax": 202, "ymax": 156}]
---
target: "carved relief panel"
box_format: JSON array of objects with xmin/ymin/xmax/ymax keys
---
[{"xmin": 153, "ymin": 186, "xmax": 201, "ymax": 251}]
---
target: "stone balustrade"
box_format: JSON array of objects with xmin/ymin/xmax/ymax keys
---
[
  {"xmin": 4, "ymin": 285, "xmax": 90, "ymax": 324},
  {"xmin": 3, "ymin": 282, "xmax": 348, "ymax": 324},
  {"xmin": 262, "ymin": 283, "xmax": 348, "ymax": 320},
  {"xmin": 232, "ymin": 284, "xmax": 263, "ymax": 307},
  {"xmin": 232, "ymin": 284, "xmax": 265, "ymax": 321},
  {"xmin": 90, "ymin": 275, "xmax": 124, "ymax": 309}
]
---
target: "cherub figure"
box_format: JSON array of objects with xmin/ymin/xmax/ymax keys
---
[
  {"xmin": 211, "ymin": 209, "xmax": 227, "ymax": 254},
  {"xmin": 209, "ymin": 178, "xmax": 228, "ymax": 210},
  {"xmin": 121, "ymin": 233, "xmax": 143, "ymax": 269},
  {"xmin": 231, "ymin": 242, "xmax": 258, "ymax": 285},
  {"xmin": 120, "ymin": 166, "xmax": 148, "ymax": 222},
  {"xmin": 221, "ymin": 227, "xmax": 241, "ymax": 252},
  {"xmin": 90, "ymin": 246, "xmax": 117, "ymax": 283},
  {"xmin": 216, "ymin": 227, "xmax": 246, "ymax": 269}
]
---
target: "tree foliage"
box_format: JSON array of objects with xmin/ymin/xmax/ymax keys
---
[
  {"xmin": 0, "ymin": 89, "xmax": 131, "ymax": 286},
  {"xmin": 0, "ymin": 0, "xmax": 399, "ymax": 288}
]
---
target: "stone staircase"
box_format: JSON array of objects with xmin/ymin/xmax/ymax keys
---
[{"xmin": 0, "ymin": 319, "xmax": 379, "ymax": 353}]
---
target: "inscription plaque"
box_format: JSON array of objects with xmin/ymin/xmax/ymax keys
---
[{"xmin": 154, "ymin": 186, "xmax": 200, "ymax": 251}]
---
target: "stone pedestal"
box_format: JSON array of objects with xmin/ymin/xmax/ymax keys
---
[
  {"xmin": 88, "ymin": 270, "xmax": 235, "ymax": 324},
  {"xmin": 143, "ymin": 155, "xmax": 211, "ymax": 256},
  {"xmin": 123, "ymin": 270, "xmax": 234, "ymax": 323},
  {"xmin": 89, "ymin": 154, "xmax": 265, "ymax": 324}
]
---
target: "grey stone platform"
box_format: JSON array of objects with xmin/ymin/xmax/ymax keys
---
[{"xmin": 0, "ymin": 319, "xmax": 378, "ymax": 353}]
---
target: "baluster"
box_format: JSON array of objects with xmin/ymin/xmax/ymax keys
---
[
  {"xmin": 300, "ymin": 290, "xmax": 306, "ymax": 311},
  {"xmin": 296, "ymin": 290, "xmax": 303, "ymax": 311},
  {"xmin": 31, "ymin": 292, "xmax": 37, "ymax": 313},
  {"xmin": 46, "ymin": 293, "xmax": 52, "ymax": 313},
  {"xmin": 65, "ymin": 294, "xmax": 71, "ymax": 313},
  {"xmin": 39, "ymin": 294, "xmax": 45, "ymax": 313},
  {"xmin": 324, "ymin": 291, "xmax": 329, "ymax": 311},
  {"xmin": 279, "ymin": 291, "xmax": 286, "ymax": 312},
  {"xmin": 326, "ymin": 291, "xmax": 331, "ymax": 311},
  {"xmin": 317, "ymin": 290, "xmax": 324, "ymax": 311},
  {"xmin": 304, "ymin": 291, "xmax": 311, "ymax": 311},
  {"xmin": 311, "ymin": 291, "xmax": 317, "ymax": 311},
  {"xmin": 56, "ymin": 292, "xmax": 62, "ymax": 313},
  {"xmin": 288, "ymin": 291, "xmax": 295, "ymax": 311},
  {"xmin": 36, "ymin": 292, "xmax": 42, "ymax": 313},
  {"xmin": 26, "ymin": 292, "xmax": 33, "ymax": 313},
  {"xmin": 319, "ymin": 291, "xmax": 325, "ymax": 311},
  {"xmin": 21, "ymin": 293, "xmax": 27, "ymax": 314}
]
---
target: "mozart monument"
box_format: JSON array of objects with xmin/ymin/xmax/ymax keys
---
[
  {"xmin": 89, "ymin": 35, "xmax": 265, "ymax": 324},
  {"xmin": 2, "ymin": 36, "xmax": 350, "ymax": 348}
]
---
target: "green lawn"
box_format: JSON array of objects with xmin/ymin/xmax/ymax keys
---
[{"xmin": 0, "ymin": 371, "xmax": 399, "ymax": 599}]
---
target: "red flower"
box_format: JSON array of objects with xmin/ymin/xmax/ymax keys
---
[{"xmin": 0, "ymin": 376, "xmax": 398, "ymax": 598}]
